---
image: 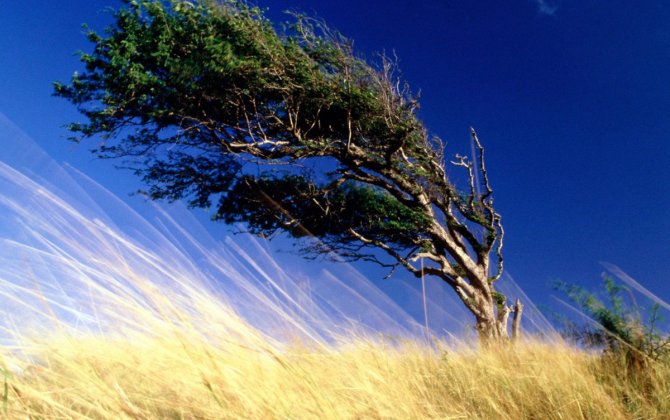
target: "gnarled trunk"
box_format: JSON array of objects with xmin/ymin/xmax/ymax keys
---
[{"xmin": 472, "ymin": 295, "xmax": 524, "ymax": 344}]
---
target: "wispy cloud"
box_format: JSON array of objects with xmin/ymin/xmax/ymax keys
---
[{"xmin": 534, "ymin": 0, "xmax": 559, "ymax": 16}]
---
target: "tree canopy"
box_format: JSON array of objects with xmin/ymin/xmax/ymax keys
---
[{"xmin": 55, "ymin": 0, "xmax": 520, "ymax": 341}]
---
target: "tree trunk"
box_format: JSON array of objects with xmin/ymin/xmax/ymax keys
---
[
  {"xmin": 512, "ymin": 299, "xmax": 524, "ymax": 342},
  {"xmin": 473, "ymin": 297, "xmax": 523, "ymax": 344},
  {"xmin": 474, "ymin": 303, "xmax": 507, "ymax": 343},
  {"xmin": 476, "ymin": 317, "xmax": 506, "ymax": 343}
]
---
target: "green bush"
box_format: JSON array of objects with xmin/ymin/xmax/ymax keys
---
[{"xmin": 554, "ymin": 275, "xmax": 670, "ymax": 367}]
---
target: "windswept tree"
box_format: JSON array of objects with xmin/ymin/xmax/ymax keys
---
[{"xmin": 55, "ymin": 0, "xmax": 522, "ymax": 342}]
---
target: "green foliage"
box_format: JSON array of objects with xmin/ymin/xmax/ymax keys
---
[
  {"xmin": 554, "ymin": 275, "xmax": 670, "ymax": 365},
  {"xmin": 53, "ymin": 0, "xmax": 442, "ymax": 262},
  {"xmin": 492, "ymin": 291, "xmax": 507, "ymax": 309},
  {"xmin": 218, "ymin": 176, "xmax": 429, "ymax": 247},
  {"xmin": 55, "ymin": 0, "xmax": 425, "ymax": 161}
]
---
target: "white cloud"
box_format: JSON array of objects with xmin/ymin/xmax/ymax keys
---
[{"xmin": 534, "ymin": 0, "xmax": 559, "ymax": 16}]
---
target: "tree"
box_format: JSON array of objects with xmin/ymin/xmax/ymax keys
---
[{"xmin": 54, "ymin": 0, "xmax": 522, "ymax": 342}]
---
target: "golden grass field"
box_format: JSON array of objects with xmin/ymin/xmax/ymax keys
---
[{"xmin": 2, "ymin": 305, "xmax": 669, "ymax": 419}]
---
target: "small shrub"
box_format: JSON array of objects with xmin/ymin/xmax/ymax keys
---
[{"xmin": 555, "ymin": 274, "xmax": 670, "ymax": 371}]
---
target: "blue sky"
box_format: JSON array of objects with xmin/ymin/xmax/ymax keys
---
[{"xmin": 1, "ymin": 0, "xmax": 669, "ymax": 316}]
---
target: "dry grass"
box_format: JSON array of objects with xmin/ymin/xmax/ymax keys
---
[{"xmin": 2, "ymin": 324, "xmax": 669, "ymax": 419}]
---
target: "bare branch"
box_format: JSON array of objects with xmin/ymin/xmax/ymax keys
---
[
  {"xmin": 491, "ymin": 213, "xmax": 504, "ymax": 282},
  {"xmin": 470, "ymin": 127, "xmax": 493, "ymax": 200},
  {"xmin": 451, "ymin": 154, "xmax": 476, "ymax": 210}
]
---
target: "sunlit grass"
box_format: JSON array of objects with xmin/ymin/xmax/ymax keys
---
[{"xmin": 2, "ymin": 323, "xmax": 670, "ymax": 418}]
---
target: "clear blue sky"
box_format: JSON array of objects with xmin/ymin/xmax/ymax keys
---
[{"xmin": 1, "ymin": 0, "xmax": 669, "ymax": 314}]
